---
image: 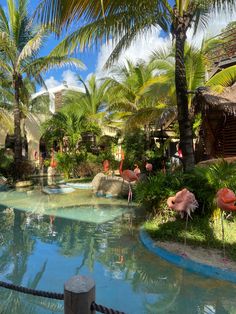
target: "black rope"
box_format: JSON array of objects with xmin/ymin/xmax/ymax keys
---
[
  {"xmin": 0, "ymin": 280, "xmax": 126, "ymax": 313},
  {"xmin": 0, "ymin": 281, "xmax": 64, "ymax": 300},
  {"xmin": 91, "ymin": 301, "xmax": 126, "ymax": 314}
]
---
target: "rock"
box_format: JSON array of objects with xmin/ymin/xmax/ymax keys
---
[
  {"xmin": 92, "ymin": 173, "xmax": 136, "ymax": 198},
  {"xmin": 15, "ymin": 180, "xmax": 33, "ymax": 188},
  {"xmin": 0, "ymin": 176, "xmax": 7, "ymax": 185},
  {"xmin": 91, "ymin": 173, "xmax": 106, "ymax": 191}
]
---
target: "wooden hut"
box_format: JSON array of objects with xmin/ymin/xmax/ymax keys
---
[{"xmin": 194, "ymin": 84, "xmax": 236, "ymax": 161}]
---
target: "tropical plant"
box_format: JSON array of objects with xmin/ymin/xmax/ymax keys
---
[
  {"xmin": 106, "ymin": 60, "xmax": 168, "ymax": 132},
  {"xmin": 0, "ymin": 0, "xmax": 84, "ymax": 179},
  {"xmin": 206, "ymin": 65, "xmax": 236, "ymax": 90},
  {"xmin": 150, "ymin": 43, "xmax": 206, "ymax": 107},
  {"xmin": 55, "ymin": 152, "xmax": 76, "ymax": 179},
  {"xmin": 65, "ymin": 75, "xmax": 109, "ymax": 118},
  {"xmin": 64, "ymin": 74, "xmax": 116, "ymax": 139},
  {"xmin": 42, "ymin": 110, "xmax": 87, "ymax": 154},
  {"xmin": 0, "ymin": 148, "xmax": 14, "ymax": 176},
  {"xmin": 36, "ymin": 0, "xmax": 236, "ymax": 171},
  {"xmin": 121, "ymin": 129, "xmax": 146, "ymax": 169}
]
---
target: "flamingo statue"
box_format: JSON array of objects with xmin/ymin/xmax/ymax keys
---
[
  {"xmin": 119, "ymin": 151, "xmax": 139, "ymax": 203},
  {"xmin": 216, "ymin": 188, "xmax": 236, "ymax": 257},
  {"xmin": 167, "ymin": 188, "xmax": 198, "ymax": 247}
]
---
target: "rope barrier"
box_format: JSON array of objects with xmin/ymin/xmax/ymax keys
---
[
  {"xmin": 91, "ymin": 301, "xmax": 126, "ymax": 314},
  {"xmin": 0, "ymin": 281, "xmax": 64, "ymax": 300},
  {"xmin": 0, "ymin": 280, "xmax": 126, "ymax": 313}
]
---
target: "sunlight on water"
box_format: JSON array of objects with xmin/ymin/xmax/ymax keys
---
[{"xmin": 0, "ymin": 188, "xmax": 131, "ymax": 223}]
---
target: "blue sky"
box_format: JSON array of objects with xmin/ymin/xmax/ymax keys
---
[
  {"xmin": 0, "ymin": 0, "xmax": 99, "ymax": 88},
  {"xmin": 27, "ymin": 0, "xmax": 99, "ymax": 88},
  {"xmin": 0, "ymin": 0, "xmax": 235, "ymax": 90}
]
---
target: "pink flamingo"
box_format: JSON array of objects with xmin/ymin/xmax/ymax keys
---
[
  {"xmin": 119, "ymin": 151, "xmax": 139, "ymax": 203},
  {"xmin": 167, "ymin": 188, "xmax": 198, "ymax": 247},
  {"xmin": 216, "ymin": 188, "xmax": 236, "ymax": 257},
  {"xmin": 145, "ymin": 162, "xmax": 153, "ymax": 173}
]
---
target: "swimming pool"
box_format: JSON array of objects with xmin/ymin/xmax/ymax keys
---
[{"xmin": 0, "ymin": 186, "xmax": 236, "ymax": 314}]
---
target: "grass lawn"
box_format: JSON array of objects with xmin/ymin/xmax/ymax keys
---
[{"xmin": 144, "ymin": 212, "xmax": 236, "ymax": 261}]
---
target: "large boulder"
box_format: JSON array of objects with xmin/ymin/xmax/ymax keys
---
[
  {"xmin": 91, "ymin": 173, "xmax": 135, "ymax": 198},
  {"xmin": 0, "ymin": 176, "xmax": 7, "ymax": 185}
]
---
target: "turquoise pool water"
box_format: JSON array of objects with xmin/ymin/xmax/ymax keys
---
[{"xmin": 0, "ymin": 187, "xmax": 236, "ymax": 313}]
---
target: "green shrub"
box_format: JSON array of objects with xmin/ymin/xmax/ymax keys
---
[
  {"xmin": 135, "ymin": 171, "xmax": 184, "ymax": 214},
  {"xmin": 55, "ymin": 152, "xmax": 76, "ymax": 179},
  {"xmin": 74, "ymin": 161, "xmax": 102, "ymax": 177},
  {"xmin": 86, "ymin": 152, "xmax": 98, "ymax": 163},
  {"xmin": 0, "ymin": 149, "xmax": 14, "ymax": 176}
]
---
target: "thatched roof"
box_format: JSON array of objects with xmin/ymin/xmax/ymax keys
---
[{"xmin": 194, "ymin": 84, "xmax": 236, "ymax": 115}]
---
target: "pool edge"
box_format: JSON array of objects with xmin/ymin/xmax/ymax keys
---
[{"xmin": 139, "ymin": 228, "xmax": 236, "ymax": 284}]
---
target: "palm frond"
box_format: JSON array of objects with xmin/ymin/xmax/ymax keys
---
[
  {"xmin": 17, "ymin": 28, "xmax": 48, "ymax": 67},
  {"xmin": 0, "ymin": 108, "xmax": 13, "ymax": 131},
  {"xmin": 23, "ymin": 56, "xmax": 85, "ymax": 76},
  {"xmin": 0, "ymin": 6, "xmax": 10, "ymax": 34},
  {"xmin": 124, "ymin": 106, "xmax": 165, "ymax": 130},
  {"xmin": 206, "ymin": 65, "xmax": 236, "ymax": 87}
]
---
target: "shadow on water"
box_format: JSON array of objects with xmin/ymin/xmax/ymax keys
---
[{"xmin": 0, "ymin": 188, "xmax": 236, "ymax": 313}]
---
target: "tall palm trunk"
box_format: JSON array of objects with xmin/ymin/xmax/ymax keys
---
[
  {"xmin": 13, "ymin": 74, "xmax": 22, "ymax": 178},
  {"xmin": 175, "ymin": 22, "xmax": 195, "ymax": 172}
]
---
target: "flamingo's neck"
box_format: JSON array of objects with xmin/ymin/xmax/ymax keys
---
[{"xmin": 119, "ymin": 159, "xmax": 123, "ymax": 175}]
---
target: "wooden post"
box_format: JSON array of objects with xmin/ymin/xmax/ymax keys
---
[{"xmin": 64, "ymin": 275, "xmax": 95, "ymax": 314}]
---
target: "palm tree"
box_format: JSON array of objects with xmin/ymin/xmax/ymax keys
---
[
  {"xmin": 0, "ymin": 0, "xmax": 84, "ymax": 179},
  {"xmin": 64, "ymin": 74, "xmax": 110, "ymax": 125},
  {"xmin": 36, "ymin": 0, "xmax": 235, "ymax": 171},
  {"xmin": 42, "ymin": 103, "xmax": 101, "ymax": 153},
  {"xmin": 105, "ymin": 60, "xmax": 170, "ymax": 147},
  {"xmin": 64, "ymin": 74, "xmax": 122, "ymax": 145}
]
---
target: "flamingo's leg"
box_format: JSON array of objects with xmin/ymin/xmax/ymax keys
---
[
  {"xmin": 184, "ymin": 213, "xmax": 189, "ymax": 248},
  {"xmin": 221, "ymin": 210, "xmax": 226, "ymax": 258},
  {"xmin": 128, "ymin": 184, "xmax": 132, "ymax": 204}
]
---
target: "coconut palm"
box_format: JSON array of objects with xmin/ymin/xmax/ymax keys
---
[
  {"xmin": 64, "ymin": 74, "xmax": 122, "ymax": 143},
  {"xmin": 106, "ymin": 60, "xmax": 169, "ymax": 134},
  {"xmin": 37, "ymin": 0, "xmax": 235, "ymax": 171},
  {"xmin": 42, "ymin": 107, "xmax": 101, "ymax": 154},
  {"xmin": 150, "ymin": 43, "xmax": 206, "ymax": 107},
  {"xmin": 64, "ymin": 74, "xmax": 110, "ymax": 124},
  {"xmin": 0, "ymin": 0, "xmax": 84, "ymax": 179}
]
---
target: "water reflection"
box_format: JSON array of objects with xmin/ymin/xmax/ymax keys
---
[{"xmin": 0, "ymin": 190, "xmax": 236, "ymax": 313}]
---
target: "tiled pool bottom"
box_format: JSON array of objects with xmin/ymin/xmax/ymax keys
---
[{"xmin": 0, "ymin": 188, "xmax": 236, "ymax": 313}]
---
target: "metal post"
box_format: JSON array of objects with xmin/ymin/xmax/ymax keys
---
[{"xmin": 64, "ymin": 275, "xmax": 95, "ymax": 314}]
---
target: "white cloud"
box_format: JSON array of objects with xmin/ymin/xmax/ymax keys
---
[
  {"xmin": 40, "ymin": 76, "xmax": 60, "ymax": 91},
  {"xmin": 96, "ymin": 27, "xmax": 171, "ymax": 78},
  {"xmin": 85, "ymin": 72, "xmax": 94, "ymax": 82},
  {"xmin": 96, "ymin": 8, "xmax": 236, "ymax": 78},
  {"xmin": 187, "ymin": 9, "xmax": 236, "ymax": 47},
  {"xmin": 61, "ymin": 70, "xmax": 79, "ymax": 86},
  {"xmin": 40, "ymin": 70, "xmax": 81, "ymax": 92}
]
